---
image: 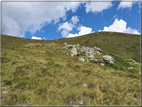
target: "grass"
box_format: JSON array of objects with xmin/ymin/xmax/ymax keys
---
[
  {"xmin": 1, "ymin": 41, "xmax": 141, "ymax": 105},
  {"xmin": 1, "ymin": 31, "xmax": 140, "ymax": 62}
]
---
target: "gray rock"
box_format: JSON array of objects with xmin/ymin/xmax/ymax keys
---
[
  {"xmin": 84, "ymin": 58, "xmax": 89, "ymax": 62},
  {"xmin": 100, "ymin": 63, "xmax": 104, "ymax": 66},
  {"xmin": 71, "ymin": 47, "xmax": 78, "ymax": 56},
  {"xmin": 77, "ymin": 44, "xmax": 80, "ymax": 46},
  {"xmin": 64, "ymin": 42, "xmax": 67, "ymax": 45},
  {"xmin": 94, "ymin": 46, "xmax": 101, "ymax": 52},
  {"xmin": 127, "ymin": 67, "xmax": 133, "ymax": 70},
  {"xmin": 103, "ymin": 55, "xmax": 115, "ymax": 64},
  {"xmin": 96, "ymin": 51, "xmax": 101, "ymax": 55},
  {"xmin": 78, "ymin": 56, "xmax": 85, "ymax": 62},
  {"xmin": 67, "ymin": 44, "xmax": 76, "ymax": 48},
  {"xmin": 80, "ymin": 46, "xmax": 96, "ymax": 58}
]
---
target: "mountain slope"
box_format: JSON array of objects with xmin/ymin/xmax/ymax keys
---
[
  {"xmin": 1, "ymin": 32, "xmax": 140, "ymax": 62},
  {"xmin": 1, "ymin": 32, "xmax": 141, "ymax": 105}
]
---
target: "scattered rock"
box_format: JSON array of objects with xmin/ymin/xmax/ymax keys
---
[
  {"xmin": 79, "ymin": 100, "xmax": 84, "ymax": 104},
  {"xmin": 83, "ymin": 83, "xmax": 87, "ymax": 86},
  {"xmin": 127, "ymin": 67, "xmax": 133, "ymax": 70},
  {"xmin": 3, "ymin": 91, "xmax": 7, "ymax": 94},
  {"xmin": 100, "ymin": 63, "xmax": 104, "ymax": 66},
  {"xmin": 128, "ymin": 59, "xmax": 139, "ymax": 65},
  {"xmin": 77, "ymin": 44, "xmax": 80, "ymax": 46},
  {"xmin": 78, "ymin": 56, "xmax": 85, "ymax": 62},
  {"xmin": 64, "ymin": 42, "xmax": 67, "ymax": 46},
  {"xmin": 103, "ymin": 55, "xmax": 115, "ymax": 64}
]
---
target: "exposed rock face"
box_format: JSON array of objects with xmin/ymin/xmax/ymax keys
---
[
  {"xmin": 78, "ymin": 56, "xmax": 89, "ymax": 62},
  {"xmin": 103, "ymin": 55, "xmax": 115, "ymax": 64},
  {"xmin": 71, "ymin": 47, "xmax": 78, "ymax": 56},
  {"xmin": 81, "ymin": 46, "xmax": 96, "ymax": 59},
  {"xmin": 64, "ymin": 42, "xmax": 115, "ymax": 65}
]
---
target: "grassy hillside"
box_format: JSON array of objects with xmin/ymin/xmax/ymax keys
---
[
  {"xmin": 1, "ymin": 32, "xmax": 140, "ymax": 62},
  {"xmin": 1, "ymin": 32, "xmax": 141, "ymax": 105}
]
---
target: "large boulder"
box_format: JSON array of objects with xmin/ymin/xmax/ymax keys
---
[
  {"xmin": 71, "ymin": 47, "xmax": 78, "ymax": 56},
  {"xmin": 78, "ymin": 56, "xmax": 89, "ymax": 62},
  {"xmin": 78, "ymin": 56, "xmax": 85, "ymax": 62},
  {"xmin": 103, "ymin": 55, "xmax": 115, "ymax": 64},
  {"xmin": 80, "ymin": 46, "xmax": 96, "ymax": 58}
]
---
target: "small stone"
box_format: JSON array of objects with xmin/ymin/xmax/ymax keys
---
[
  {"xmin": 127, "ymin": 67, "xmax": 133, "ymax": 70},
  {"xmin": 64, "ymin": 42, "xmax": 67, "ymax": 45},
  {"xmin": 77, "ymin": 44, "xmax": 80, "ymax": 46},
  {"xmin": 79, "ymin": 100, "xmax": 84, "ymax": 104},
  {"xmin": 83, "ymin": 83, "xmax": 87, "ymax": 86},
  {"xmin": 3, "ymin": 91, "xmax": 7, "ymax": 94},
  {"xmin": 78, "ymin": 56, "xmax": 85, "ymax": 62},
  {"xmin": 100, "ymin": 63, "xmax": 104, "ymax": 66}
]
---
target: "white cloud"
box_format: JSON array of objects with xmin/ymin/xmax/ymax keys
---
[
  {"xmin": 58, "ymin": 21, "xmax": 74, "ymax": 37},
  {"xmin": 2, "ymin": 2, "xmax": 82, "ymax": 37},
  {"xmin": 123, "ymin": 27, "xmax": 140, "ymax": 34},
  {"xmin": 101, "ymin": 18, "xmax": 140, "ymax": 34},
  {"xmin": 31, "ymin": 36, "xmax": 42, "ymax": 40},
  {"xmin": 58, "ymin": 22, "xmax": 73, "ymax": 31},
  {"xmin": 118, "ymin": 2, "xmax": 134, "ymax": 9},
  {"xmin": 103, "ymin": 19, "xmax": 127, "ymax": 32},
  {"xmin": 67, "ymin": 26, "xmax": 93, "ymax": 38},
  {"xmin": 58, "ymin": 16, "xmax": 79, "ymax": 38},
  {"xmin": 85, "ymin": 2, "xmax": 112, "ymax": 13},
  {"xmin": 117, "ymin": 0, "xmax": 139, "ymax": 9},
  {"xmin": 71, "ymin": 16, "xmax": 79, "ymax": 24}
]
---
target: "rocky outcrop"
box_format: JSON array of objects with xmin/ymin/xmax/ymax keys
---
[
  {"xmin": 103, "ymin": 55, "xmax": 115, "ymax": 64},
  {"xmin": 78, "ymin": 56, "xmax": 89, "ymax": 62},
  {"xmin": 64, "ymin": 43, "xmax": 115, "ymax": 65}
]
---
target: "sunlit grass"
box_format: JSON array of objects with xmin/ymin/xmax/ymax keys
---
[{"xmin": 1, "ymin": 42, "xmax": 140, "ymax": 105}]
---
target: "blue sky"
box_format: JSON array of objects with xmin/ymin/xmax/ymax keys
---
[{"xmin": 2, "ymin": 1, "xmax": 141, "ymax": 40}]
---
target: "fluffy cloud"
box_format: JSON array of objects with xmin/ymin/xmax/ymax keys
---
[
  {"xmin": 67, "ymin": 26, "xmax": 93, "ymax": 38},
  {"xmin": 2, "ymin": 2, "xmax": 81, "ymax": 37},
  {"xmin": 117, "ymin": 0, "xmax": 139, "ymax": 9},
  {"xmin": 31, "ymin": 36, "xmax": 42, "ymax": 40},
  {"xmin": 58, "ymin": 22, "xmax": 73, "ymax": 31},
  {"xmin": 71, "ymin": 16, "xmax": 79, "ymax": 24},
  {"xmin": 118, "ymin": 2, "xmax": 134, "ymax": 9},
  {"xmin": 85, "ymin": 2, "xmax": 112, "ymax": 13},
  {"xmin": 58, "ymin": 22, "xmax": 74, "ymax": 37},
  {"xmin": 123, "ymin": 27, "xmax": 140, "ymax": 34},
  {"xmin": 58, "ymin": 16, "xmax": 79, "ymax": 37},
  {"xmin": 101, "ymin": 18, "xmax": 140, "ymax": 34}
]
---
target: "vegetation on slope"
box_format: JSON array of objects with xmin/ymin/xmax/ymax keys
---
[
  {"xmin": 1, "ymin": 31, "xmax": 140, "ymax": 62},
  {"xmin": 1, "ymin": 42, "xmax": 141, "ymax": 105}
]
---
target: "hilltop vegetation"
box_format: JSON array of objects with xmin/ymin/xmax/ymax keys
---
[
  {"xmin": 1, "ymin": 32, "xmax": 140, "ymax": 62},
  {"xmin": 1, "ymin": 32, "xmax": 141, "ymax": 105}
]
